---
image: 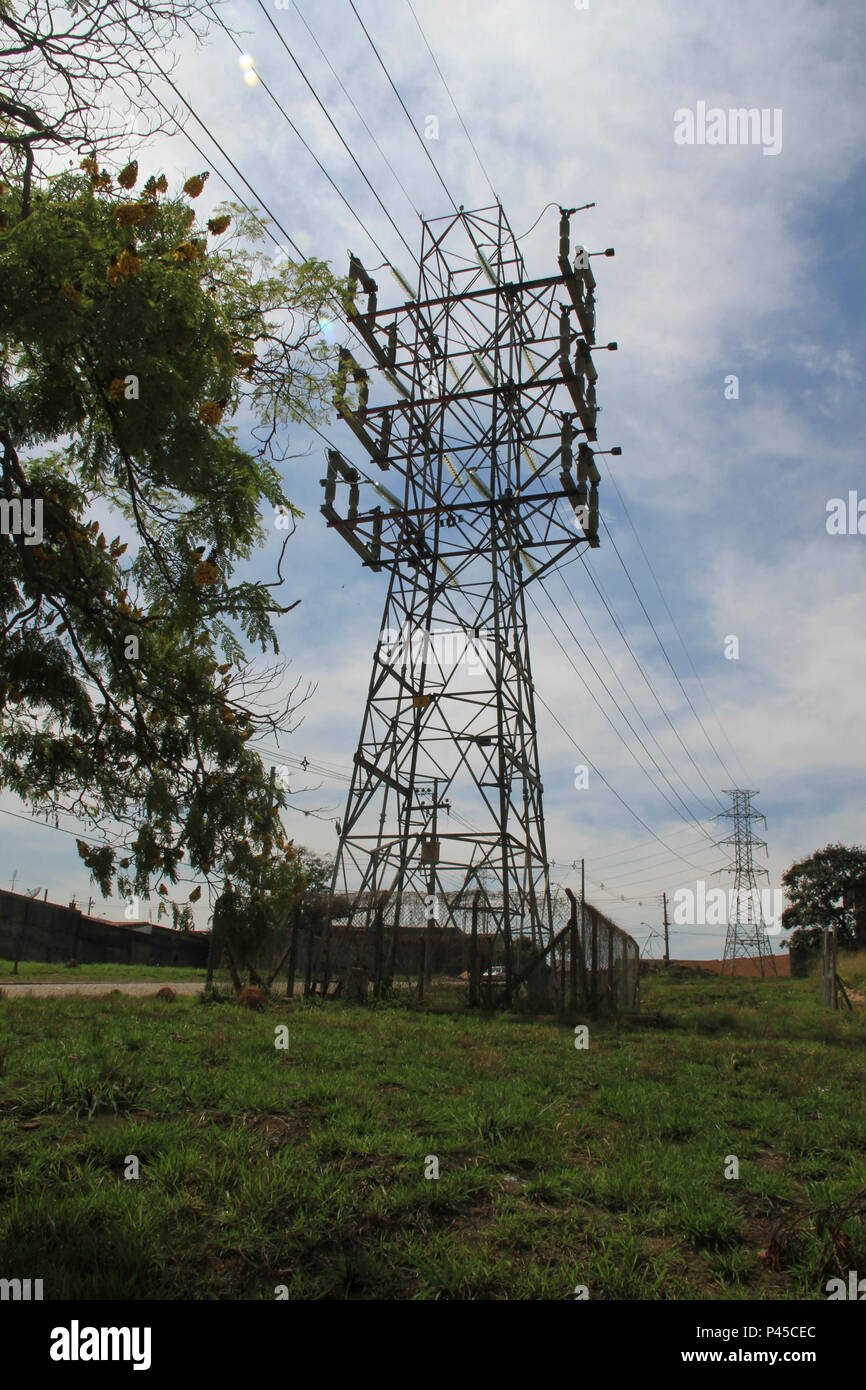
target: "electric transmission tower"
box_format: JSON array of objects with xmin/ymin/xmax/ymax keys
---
[
  {"xmin": 319, "ymin": 202, "xmax": 618, "ymax": 998},
  {"xmin": 716, "ymin": 789, "xmax": 777, "ymax": 976},
  {"xmin": 640, "ymin": 927, "xmax": 666, "ymax": 961}
]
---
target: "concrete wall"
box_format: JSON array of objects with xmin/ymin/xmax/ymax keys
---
[
  {"xmin": 0, "ymin": 890, "xmax": 208, "ymax": 967},
  {"xmin": 261, "ymin": 922, "xmax": 472, "ymax": 980}
]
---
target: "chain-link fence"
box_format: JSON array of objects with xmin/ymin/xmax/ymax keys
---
[{"xmin": 261, "ymin": 887, "xmax": 639, "ymax": 1012}]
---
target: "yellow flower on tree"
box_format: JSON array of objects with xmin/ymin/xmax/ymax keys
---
[
  {"xmin": 117, "ymin": 161, "xmax": 138, "ymax": 190},
  {"xmin": 193, "ymin": 560, "xmax": 219, "ymax": 586},
  {"xmin": 117, "ymin": 247, "xmax": 141, "ymax": 277},
  {"xmin": 183, "ymin": 172, "xmax": 209, "ymax": 198},
  {"xmin": 173, "ymin": 239, "xmax": 204, "ymax": 263},
  {"xmin": 115, "ymin": 203, "xmax": 147, "ymax": 227},
  {"xmin": 108, "ymin": 378, "xmax": 126, "ymax": 400},
  {"xmin": 197, "ymin": 401, "xmax": 223, "ymax": 427},
  {"xmin": 207, "ymin": 215, "xmax": 231, "ymax": 235}
]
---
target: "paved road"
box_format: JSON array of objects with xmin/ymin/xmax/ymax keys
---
[{"xmin": 0, "ymin": 980, "xmax": 208, "ymax": 998}]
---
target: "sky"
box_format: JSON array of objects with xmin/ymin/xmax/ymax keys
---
[{"xmin": 3, "ymin": 0, "xmax": 865, "ymax": 959}]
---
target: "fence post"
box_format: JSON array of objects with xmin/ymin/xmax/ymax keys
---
[
  {"xmin": 303, "ymin": 917, "xmax": 314, "ymax": 998},
  {"xmin": 504, "ymin": 913, "xmax": 514, "ymax": 1008},
  {"xmin": 559, "ymin": 935, "xmax": 566, "ymax": 1003},
  {"xmin": 469, "ymin": 889, "xmax": 481, "ymax": 1007},
  {"xmin": 386, "ymin": 895, "xmax": 402, "ymax": 991},
  {"xmin": 568, "ymin": 891, "xmax": 578, "ymax": 1011},
  {"xmin": 373, "ymin": 901, "xmax": 385, "ymax": 999},
  {"xmin": 417, "ymin": 936, "xmax": 425, "ymax": 1002},
  {"xmin": 590, "ymin": 906, "xmax": 598, "ymax": 1007},
  {"xmin": 830, "ymin": 924, "xmax": 838, "ymax": 1010},
  {"xmin": 608, "ymin": 927, "xmax": 615, "ymax": 1010},
  {"xmin": 285, "ymin": 902, "xmax": 300, "ymax": 998}
]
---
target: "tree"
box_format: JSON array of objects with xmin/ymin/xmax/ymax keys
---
[
  {"xmin": 0, "ymin": 160, "xmax": 346, "ymax": 961},
  {"xmin": 208, "ymin": 847, "xmax": 339, "ymax": 993},
  {"xmin": 1, "ymin": 0, "xmax": 223, "ymax": 214},
  {"xmin": 781, "ymin": 843, "xmax": 866, "ymax": 953}
]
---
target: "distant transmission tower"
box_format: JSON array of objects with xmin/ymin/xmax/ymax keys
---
[
  {"xmin": 319, "ymin": 202, "xmax": 618, "ymax": 998},
  {"xmin": 640, "ymin": 927, "xmax": 666, "ymax": 961},
  {"xmin": 716, "ymin": 789, "xmax": 777, "ymax": 976}
]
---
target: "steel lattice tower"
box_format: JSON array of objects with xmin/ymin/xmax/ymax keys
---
[
  {"xmin": 319, "ymin": 203, "xmax": 617, "ymax": 996},
  {"xmin": 716, "ymin": 789, "xmax": 778, "ymax": 976}
]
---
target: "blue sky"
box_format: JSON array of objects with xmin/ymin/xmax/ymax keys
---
[{"xmin": 3, "ymin": 0, "xmax": 865, "ymax": 959}]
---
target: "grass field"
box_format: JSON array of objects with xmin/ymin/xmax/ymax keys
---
[
  {"xmin": 0, "ymin": 960, "xmax": 224, "ymax": 984},
  {"xmin": 1, "ymin": 961, "xmax": 865, "ymax": 1300}
]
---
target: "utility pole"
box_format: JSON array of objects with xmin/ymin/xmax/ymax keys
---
[
  {"xmin": 715, "ymin": 789, "xmax": 777, "ymax": 977},
  {"xmin": 662, "ymin": 890, "xmax": 670, "ymax": 963},
  {"xmin": 320, "ymin": 203, "xmax": 618, "ymax": 988}
]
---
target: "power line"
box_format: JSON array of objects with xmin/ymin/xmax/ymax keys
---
[
  {"xmin": 203, "ymin": 2, "xmax": 414, "ymax": 278},
  {"xmin": 251, "ymin": 0, "xmax": 420, "ymax": 263},
  {"xmin": 602, "ymin": 453, "xmax": 748, "ymax": 784},
  {"xmin": 514, "ymin": 202, "xmax": 560, "ymax": 242},
  {"xmin": 580, "ymin": 824, "xmax": 718, "ymax": 867},
  {"xmin": 529, "ymin": 578, "xmax": 717, "ymax": 839},
  {"xmin": 0, "ymin": 805, "xmax": 204, "ymax": 885},
  {"xmin": 134, "ymin": 39, "xmax": 420, "ymax": 513},
  {"xmin": 541, "ymin": 540, "xmax": 722, "ymax": 819},
  {"xmin": 404, "ymin": 0, "xmax": 497, "ymax": 200},
  {"xmin": 572, "ymin": 542, "xmax": 725, "ymax": 810},
  {"xmin": 530, "ymin": 689, "xmax": 717, "ymax": 872},
  {"xmin": 132, "ymin": 37, "xmax": 309, "ymax": 262},
  {"xmin": 599, "ymin": 512, "xmax": 735, "ymax": 797},
  {"xmin": 287, "ymin": 0, "xmax": 422, "ymax": 219},
  {"xmin": 348, "ymin": 0, "xmax": 461, "ymax": 215}
]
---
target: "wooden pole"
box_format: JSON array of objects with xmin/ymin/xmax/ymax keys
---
[{"xmin": 662, "ymin": 891, "xmax": 670, "ymax": 964}]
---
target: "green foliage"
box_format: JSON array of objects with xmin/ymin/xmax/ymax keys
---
[
  {"xmin": 0, "ymin": 163, "xmax": 346, "ymax": 924},
  {"xmin": 781, "ymin": 843, "xmax": 866, "ymax": 953},
  {"xmin": 212, "ymin": 846, "xmax": 335, "ymax": 973}
]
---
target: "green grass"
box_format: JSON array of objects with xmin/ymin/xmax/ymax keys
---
[
  {"xmin": 0, "ymin": 959, "xmax": 223, "ymax": 984},
  {"xmin": 0, "ymin": 968, "xmax": 864, "ymax": 1300}
]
